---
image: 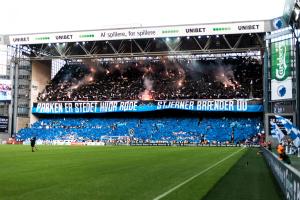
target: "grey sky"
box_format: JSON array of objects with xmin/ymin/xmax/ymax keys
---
[{"xmin": 0, "ymin": 0, "xmax": 285, "ymax": 35}]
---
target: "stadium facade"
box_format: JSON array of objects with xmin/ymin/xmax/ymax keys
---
[{"xmin": 0, "ymin": 15, "xmax": 299, "ymax": 144}]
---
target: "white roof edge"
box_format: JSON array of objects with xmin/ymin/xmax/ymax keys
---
[
  {"xmin": 6, "ymin": 18, "xmax": 285, "ymax": 45},
  {"xmin": 7, "ymin": 19, "xmax": 271, "ymax": 36}
]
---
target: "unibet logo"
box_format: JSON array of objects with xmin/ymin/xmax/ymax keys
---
[
  {"xmin": 55, "ymin": 35, "xmax": 73, "ymax": 40},
  {"xmin": 13, "ymin": 37, "xmax": 29, "ymax": 42},
  {"xmin": 275, "ymin": 45, "xmax": 287, "ymax": 80}
]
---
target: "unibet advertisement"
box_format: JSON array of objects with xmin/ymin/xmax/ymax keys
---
[
  {"xmin": 9, "ymin": 21, "xmax": 265, "ymax": 45},
  {"xmin": 271, "ymin": 39, "xmax": 293, "ymax": 100}
]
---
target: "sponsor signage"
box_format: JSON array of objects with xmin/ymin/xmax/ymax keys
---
[
  {"xmin": 0, "ymin": 116, "xmax": 8, "ymax": 132},
  {"xmin": 271, "ymin": 39, "xmax": 293, "ymax": 100},
  {"xmin": 32, "ymin": 99, "xmax": 263, "ymax": 114},
  {"xmin": 237, "ymin": 24, "xmax": 260, "ymax": 30},
  {"xmin": 55, "ymin": 34, "xmax": 73, "ymax": 41},
  {"xmin": 12, "ymin": 36, "xmax": 30, "ymax": 43},
  {"xmin": 185, "ymin": 27, "xmax": 206, "ymax": 33},
  {"xmin": 9, "ymin": 21, "xmax": 266, "ymax": 45},
  {"xmin": 0, "ymin": 79, "xmax": 12, "ymax": 102}
]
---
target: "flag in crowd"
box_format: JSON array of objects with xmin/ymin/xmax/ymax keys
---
[
  {"xmin": 270, "ymin": 120, "xmax": 285, "ymax": 142},
  {"xmin": 272, "ymin": 115, "xmax": 300, "ymax": 147}
]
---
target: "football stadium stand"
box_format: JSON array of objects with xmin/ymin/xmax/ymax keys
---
[
  {"xmin": 17, "ymin": 117, "xmax": 262, "ymax": 144},
  {"xmin": 36, "ymin": 57, "xmax": 262, "ymax": 102}
]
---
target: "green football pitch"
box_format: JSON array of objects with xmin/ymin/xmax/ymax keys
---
[{"xmin": 0, "ymin": 145, "xmax": 282, "ymax": 200}]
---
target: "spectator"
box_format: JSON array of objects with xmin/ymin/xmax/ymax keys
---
[
  {"xmin": 17, "ymin": 116, "xmax": 262, "ymax": 145},
  {"xmin": 37, "ymin": 57, "xmax": 263, "ymax": 102}
]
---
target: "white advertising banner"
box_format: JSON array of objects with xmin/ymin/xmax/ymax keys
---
[
  {"xmin": 8, "ymin": 21, "xmax": 266, "ymax": 45},
  {"xmin": 271, "ymin": 39, "xmax": 293, "ymax": 100}
]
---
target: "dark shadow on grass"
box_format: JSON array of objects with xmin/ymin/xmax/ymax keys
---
[{"xmin": 201, "ymin": 148, "xmax": 284, "ymax": 200}]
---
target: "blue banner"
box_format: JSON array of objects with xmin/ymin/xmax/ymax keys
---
[{"xmin": 32, "ymin": 99, "xmax": 263, "ymax": 114}]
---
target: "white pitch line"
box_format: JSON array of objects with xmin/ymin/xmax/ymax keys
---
[{"xmin": 153, "ymin": 147, "xmax": 245, "ymax": 200}]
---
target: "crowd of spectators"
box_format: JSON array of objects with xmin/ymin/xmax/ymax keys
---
[
  {"xmin": 17, "ymin": 117, "xmax": 262, "ymax": 144},
  {"xmin": 37, "ymin": 57, "xmax": 262, "ymax": 101}
]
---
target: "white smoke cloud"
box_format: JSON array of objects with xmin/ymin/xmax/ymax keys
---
[
  {"xmin": 214, "ymin": 65, "xmax": 237, "ymax": 88},
  {"xmin": 139, "ymin": 77, "xmax": 154, "ymax": 100},
  {"xmin": 144, "ymin": 77, "xmax": 153, "ymax": 90}
]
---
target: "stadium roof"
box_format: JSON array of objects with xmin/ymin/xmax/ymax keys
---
[{"xmin": 0, "ymin": 0, "xmax": 285, "ymax": 35}]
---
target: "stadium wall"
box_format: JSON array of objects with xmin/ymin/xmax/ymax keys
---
[
  {"xmin": 0, "ymin": 134, "xmax": 9, "ymax": 144},
  {"xmin": 29, "ymin": 60, "xmax": 51, "ymax": 125},
  {"xmin": 16, "ymin": 117, "xmax": 29, "ymax": 132},
  {"xmin": 262, "ymin": 147, "xmax": 300, "ymax": 200},
  {"xmin": 14, "ymin": 60, "xmax": 52, "ymax": 132}
]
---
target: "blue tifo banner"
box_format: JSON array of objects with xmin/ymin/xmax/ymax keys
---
[{"xmin": 32, "ymin": 99, "xmax": 263, "ymax": 114}]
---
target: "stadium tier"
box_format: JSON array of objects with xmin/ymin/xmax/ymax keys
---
[
  {"xmin": 18, "ymin": 55, "xmax": 263, "ymax": 144},
  {"xmin": 17, "ymin": 116, "xmax": 262, "ymax": 144},
  {"xmin": 37, "ymin": 57, "xmax": 262, "ymax": 102}
]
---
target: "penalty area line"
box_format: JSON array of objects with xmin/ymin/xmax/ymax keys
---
[{"xmin": 153, "ymin": 147, "xmax": 245, "ymax": 200}]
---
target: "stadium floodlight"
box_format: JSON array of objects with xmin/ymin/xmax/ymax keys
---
[
  {"xmin": 82, "ymin": 42, "xmax": 86, "ymax": 45},
  {"xmin": 187, "ymin": 36, "xmax": 190, "ymax": 39},
  {"xmin": 198, "ymin": 36, "xmax": 201, "ymax": 38},
  {"xmin": 216, "ymin": 35, "xmax": 219, "ymax": 38},
  {"xmin": 166, "ymin": 37, "xmax": 170, "ymax": 42},
  {"xmin": 48, "ymin": 43, "xmax": 51, "ymax": 46},
  {"xmin": 76, "ymin": 42, "xmax": 79, "ymax": 45},
  {"xmin": 207, "ymin": 35, "xmax": 210, "ymax": 38}
]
